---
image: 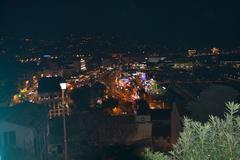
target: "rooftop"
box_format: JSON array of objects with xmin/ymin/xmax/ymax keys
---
[
  {"xmin": 0, "ymin": 102, "xmax": 48, "ymax": 129},
  {"xmin": 38, "ymin": 77, "xmax": 61, "ymax": 94}
]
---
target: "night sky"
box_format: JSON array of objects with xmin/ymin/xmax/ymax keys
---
[{"xmin": 1, "ymin": 0, "xmax": 240, "ymax": 46}]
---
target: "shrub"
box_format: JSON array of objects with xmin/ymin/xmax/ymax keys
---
[
  {"xmin": 142, "ymin": 148, "xmax": 168, "ymax": 160},
  {"xmin": 142, "ymin": 102, "xmax": 240, "ymax": 160}
]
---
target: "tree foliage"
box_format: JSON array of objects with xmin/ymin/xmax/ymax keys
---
[
  {"xmin": 142, "ymin": 102, "xmax": 240, "ymax": 160},
  {"xmin": 141, "ymin": 148, "xmax": 168, "ymax": 160}
]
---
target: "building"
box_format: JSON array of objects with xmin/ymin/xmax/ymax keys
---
[
  {"xmin": 211, "ymin": 47, "xmax": 220, "ymax": 55},
  {"xmin": 37, "ymin": 77, "xmax": 71, "ymax": 118},
  {"xmin": 188, "ymin": 49, "xmax": 197, "ymax": 57},
  {"xmin": 150, "ymin": 104, "xmax": 181, "ymax": 151},
  {"xmin": 148, "ymin": 56, "xmax": 161, "ymax": 64},
  {"xmin": 47, "ymin": 118, "xmax": 65, "ymax": 160},
  {"xmin": 47, "ymin": 112, "xmax": 152, "ymax": 160},
  {"xmin": 80, "ymin": 58, "xmax": 87, "ymax": 71},
  {"xmin": 37, "ymin": 77, "xmax": 61, "ymax": 107},
  {"xmin": 172, "ymin": 61, "xmax": 193, "ymax": 70},
  {"xmin": 0, "ymin": 103, "xmax": 48, "ymax": 160}
]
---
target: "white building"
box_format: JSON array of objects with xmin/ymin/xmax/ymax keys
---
[
  {"xmin": 80, "ymin": 58, "xmax": 87, "ymax": 71},
  {"xmin": 0, "ymin": 103, "xmax": 48, "ymax": 160}
]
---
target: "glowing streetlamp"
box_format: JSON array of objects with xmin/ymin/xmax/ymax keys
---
[
  {"xmin": 60, "ymin": 82, "xmax": 68, "ymax": 160},
  {"xmin": 60, "ymin": 83, "xmax": 67, "ymax": 101}
]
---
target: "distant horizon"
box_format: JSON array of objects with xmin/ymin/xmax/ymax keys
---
[
  {"xmin": 1, "ymin": 0, "xmax": 240, "ymax": 48},
  {"xmin": 1, "ymin": 32, "xmax": 240, "ymax": 50}
]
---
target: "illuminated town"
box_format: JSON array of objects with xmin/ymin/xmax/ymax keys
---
[{"xmin": 1, "ymin": 1, "xmax": 240, "ymax": 160}]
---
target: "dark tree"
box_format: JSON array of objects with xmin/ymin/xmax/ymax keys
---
[
  {"xmin": 102, "ymin": 97, "xmax": 118, "ymax": 109},
  {"xmin": 136, "ymin": 99, "xmax": 149, "ymax": 115},
  {"xmin": 70, "ymin": 86, "xmax": 92, "ymax": 110}
]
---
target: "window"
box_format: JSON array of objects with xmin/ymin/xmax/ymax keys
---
[
  {"xmin": 3, "ymin": 132, "xmax": 8, "ymax": 145},
  {"xmin": 57, "ymin": 145, "xmax": 63, "ymax": 154},
  {"xmin": 9, "ymin": 131, "xmax": 16, "ymax": 145},
  {"xmin": 0, "ymin": 132, "xmax": 2, "ymax": 146},
  {"xmin": 3, "ymin": 131, "xmax": 16, "ymax": 146}
]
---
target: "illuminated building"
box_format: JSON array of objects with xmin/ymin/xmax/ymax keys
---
[
  {"xmin": 131, "ymin": 63, "xmax": 147, "ymax": 69},
  {"xmin": 148, "ymin": 54, "xmax": 161, "ymax": 63},
  {"xmin": 37, "ymin": 77, "xmax": 71, "ymax": 118},
  {"xmin": 172, "ymin": 62, "xmax": 193, "ymax": 70},
  {"xmin": 143, "ymin": 79, "xmax": 167, "ymax": 95},
  {"xmin": 112, "ymin": 107, "xmax": 123, "ymax": 116},
  {"xmin": 211, "ymin": 47, "xmax": 220, "ymax": 55},
  {"xmin": 80, "ymin": 58, "xmax": 87, "ymax": 71},
  {"xmin": 188, "ymin": 49, "xmax": 197, "ymax": 56}
]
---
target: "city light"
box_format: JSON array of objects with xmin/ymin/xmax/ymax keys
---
[
  {"xmin": 1, "ymin": 1, "xmax": 239, "ymax": 159},
  {"xmin": 60, "ymin": 83, "xmax": 67, "ymax": 90}
]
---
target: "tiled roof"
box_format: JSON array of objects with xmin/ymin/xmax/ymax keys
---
[{"xmin": 0, "ymin": 102, "xmax": 48, "ymax": 129}]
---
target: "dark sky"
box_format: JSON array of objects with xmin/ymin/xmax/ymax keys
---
[{"xmin": 1, "ymin": 0, "xmax": 240, "ymax": 46}]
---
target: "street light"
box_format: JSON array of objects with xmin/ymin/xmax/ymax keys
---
[
  {"xmin": 60, "ymin": 82, "xmax": 68, "ymax": 160},
  {"xmin": 60, "ymin": 83, "xmax": 67, "ymax": 101}
]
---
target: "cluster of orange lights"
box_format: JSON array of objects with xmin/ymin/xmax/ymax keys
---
[{"xmin": 112, "ymin": 107, "xmax": 123, "ymax": 116}]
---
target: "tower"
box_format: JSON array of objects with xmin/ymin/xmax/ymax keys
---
[{"xmin": 80, "ymin": 58, "xmax": 87, "ymax": 71}]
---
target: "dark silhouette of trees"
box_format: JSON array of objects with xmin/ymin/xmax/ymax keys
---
[{"xmin": 136, "ymin": 99, "xmax": 149, "ymax": 115}]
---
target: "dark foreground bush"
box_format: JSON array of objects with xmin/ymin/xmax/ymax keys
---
[{"xmin": 142, "ymin": 102, "xmax": 240, "ymax": 160}]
